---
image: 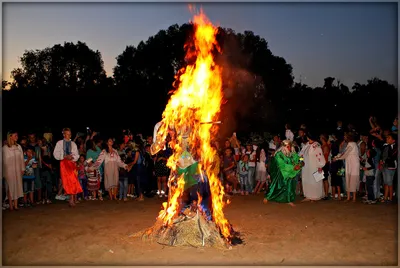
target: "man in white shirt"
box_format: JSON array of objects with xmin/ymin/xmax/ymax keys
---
[{"xmin": 53, "ymin": 128, "xmax": 82, "ymax": 207}]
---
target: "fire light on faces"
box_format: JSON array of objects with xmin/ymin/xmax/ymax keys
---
[{"xmin": 155, "ymin": 9, "xmax": 232, "ymax": 241}]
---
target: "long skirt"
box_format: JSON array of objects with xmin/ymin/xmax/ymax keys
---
[
  {"xmin": 60, "ymin": 159, "xmax": 83, "ymax": 195},
  {"xmin": 265, "ymin": 157, "xmax": 297, "ymax": 203},
  {"xmin": 345, "ymin": 160, "xmax": 360, "ymax": 192}
]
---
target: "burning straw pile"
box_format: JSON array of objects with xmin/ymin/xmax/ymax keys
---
[
  {"xmin": 129, "ymin": 9, "xmax": 241, "ymax": 249},
  {"xmin": 131, "ymin": 204, "xmax": 231, "ymax": 249}
]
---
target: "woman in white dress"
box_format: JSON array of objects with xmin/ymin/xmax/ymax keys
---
[
  {"xmin": 300, "ymin": 133, "xmax": 326, "ymax": 202},
  {"xmin": 333, "ymin": 132, "xmax": 360, "ymax": 202},
  {"xmin": 93, "ymin": 138, "xmax": 128, "ymax": 201},
  {"xmin": 2, "ymin": 131, "xmax": 25, "ymax": 210}
]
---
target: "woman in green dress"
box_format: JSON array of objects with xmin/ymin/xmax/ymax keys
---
[{"xmin": 263, "ymin": 140, "xmax": 302, "ymax": 207}]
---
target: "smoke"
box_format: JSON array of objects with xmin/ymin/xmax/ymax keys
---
[{"xmin": 215, "ymin": 28, "xmax": 264, "ymax": 138}]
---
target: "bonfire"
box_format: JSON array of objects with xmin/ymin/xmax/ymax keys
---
[{"xmin": 130, "ymin": 9, "xmax": 241, "ymax": 249}]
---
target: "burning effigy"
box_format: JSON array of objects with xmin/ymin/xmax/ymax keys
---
[{"xmin": 130, "ymin": 10, "xmax": 241, "ymax": 249}]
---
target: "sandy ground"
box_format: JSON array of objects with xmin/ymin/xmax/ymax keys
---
[{"xmin": 2, "ymin": 195, "xmax": 398, "ymax": 266}]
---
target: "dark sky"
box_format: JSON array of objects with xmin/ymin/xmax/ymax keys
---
[{"xmin": 3, "ymin": 2, "xmax": 398, "ymax": 88}]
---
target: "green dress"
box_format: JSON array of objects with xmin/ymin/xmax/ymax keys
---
[
  {"xmin": 265, "ymin": 151, "xmax": 301, "ymax": 203},
  {"xmin": 177, "ymin": 162, "xmax": 199, "ymax": 190}
]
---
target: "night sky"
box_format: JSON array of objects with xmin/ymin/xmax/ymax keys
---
[{"xmin": 3, "ymin": 3, "xmax": 398, "ymax": 88}]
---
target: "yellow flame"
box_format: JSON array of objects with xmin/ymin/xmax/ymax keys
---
[{"xmin": 155, "ymin": 9, "xmax": 232, "ymax": 240}]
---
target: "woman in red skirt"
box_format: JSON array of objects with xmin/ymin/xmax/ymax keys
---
[{"xmin": 53, "ymin": 128, "xmax": 82, "ymax": 207}]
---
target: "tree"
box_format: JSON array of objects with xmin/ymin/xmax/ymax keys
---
[
  {"xmin": 4, "ymin": 23, "xmax": 396, "ymax": 136},
  {"xmin": 323, "ymin": 77, "xmax": 335, "ymax": 89},
  {"xmin": 114, "ymin": 24, "xmax": 192, "ymax": 97},
  {"xmin": 349, "ymin": 78, "xmax": 397, "ymax": 128},
  {"xmin": 2, "ymin": 80, "xmax": 10, "ymax": 90},
  {"xmin": 9, "ymin": 41, "xmax": 107, "ymax": 96},
  {"xmin": 3, "ymin": 41, "xmax": 109, "ymax": 132},
  {"xmin": 113, "ymin": 24, "xmax": 294, "ymax": 131}
]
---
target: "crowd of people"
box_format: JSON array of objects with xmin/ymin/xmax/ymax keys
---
[
  {"xmin": 222, "ymin": 117, "xmax": 398, "ymax": 206},
  {"xmin": 2, "ymin": 128, "xmax": 158, "ymax": 210},
  {"xmin": 2, "ymin": 115, "xmax": 398, "ymax": 211}
]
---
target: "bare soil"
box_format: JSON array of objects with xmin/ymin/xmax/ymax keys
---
[{"xmin": 2, "ymin": 195, "xmax": 398, "ymax": 266}]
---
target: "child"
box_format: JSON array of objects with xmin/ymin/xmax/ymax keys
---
[
  {"xmin": 118, "ymin": 153, "xmax": 129, "ymax": 202},
  {"xmin": 86, "ymin": 159, "xmax": 101, "ymax": 200},
  {"xmin": 125, "ymin": 148, "xmax": 136, "ymax": 199},
  {"xmin": 254, "ymin": 148, "xmax": 269, "ymax": 194},
  {"xmin": 223, "ymin": 148, "xmax": 238, "ymax": 195},
  {"xmin": 77, "ymin": 155, "xmax": 88, "ymax": 201},
  {"xmin": 363, "ymin": 148, "xmax": 376, "ymax": 204},
  {"xmin": 41, "ymin": 153, "xmax": 54, "ymax": 204},
  {"xmin": 238, "ymin": 154, "xmax": 250, "ymax": 195},
  {"xmin": 23, "ymin": 148, "xmax": 37, "ymax": 207}
]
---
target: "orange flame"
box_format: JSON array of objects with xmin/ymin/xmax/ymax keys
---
[
  {"xmin": 158, "ymin": 175, "xmax": 185, "ymax": 226},
  {"xmin": 155, "ymin": 9, "xmax": 232, "ymax": 240}
]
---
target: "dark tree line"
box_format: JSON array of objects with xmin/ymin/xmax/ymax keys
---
[{"xmin": 2, "ymin": 23, "xmax": 398, "ymax": 137}]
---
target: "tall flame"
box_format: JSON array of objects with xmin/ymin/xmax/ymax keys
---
[{"xmin": 156, "ymin": 9, "xmax": 231, "ymax": 240}]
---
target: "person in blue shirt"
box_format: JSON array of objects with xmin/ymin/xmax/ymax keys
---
[{"xmin": 23, "ymin": 147, "xmax": 37, "ymax": 207}]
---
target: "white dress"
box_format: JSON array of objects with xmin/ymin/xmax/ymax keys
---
[
  {"xmin": 256, "ymin": 149, "xmax": 268, "ymax": 182},
  {"xmin": 94, "ymin": 149, "xmax": 127, "ymax": 190},
  {"xmin": 336, "ymin": 141, "xmax": 360, "ymax": 192},
  {"xmin": 300, "ymin": 142, "xmax": 326, "ymax": 200},
  {"xmin": 2, "ymin": 145, "xmax": 25, "ymax": 200}
]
